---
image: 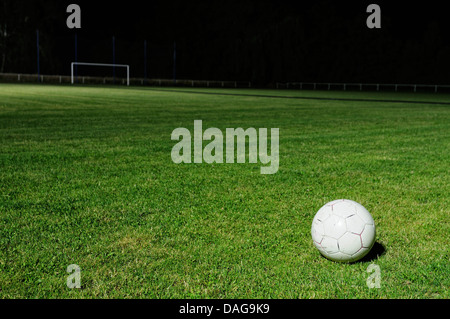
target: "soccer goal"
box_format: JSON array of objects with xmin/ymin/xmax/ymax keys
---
[{"xmin": 71, "ymin": 62, "xmax": 130, "ymax": 86}]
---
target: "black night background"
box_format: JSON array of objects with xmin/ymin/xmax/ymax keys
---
[{"xmin": 1, "ymin": 0, "xmax": 450, "ymax": 86}]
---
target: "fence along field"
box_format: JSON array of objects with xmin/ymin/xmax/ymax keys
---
[{"xmin": 3, "ymin": 72, "xmax": 450, "ymax": 93}]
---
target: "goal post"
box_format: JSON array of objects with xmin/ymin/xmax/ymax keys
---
[{"xmin": 71, "ymin": 62, "xmax": 130, "ymax": 86}]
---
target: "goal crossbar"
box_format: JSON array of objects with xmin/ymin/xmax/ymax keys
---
[{"xmin": 71, "ymin": 62, "xmax": 130, "ymax": 86}]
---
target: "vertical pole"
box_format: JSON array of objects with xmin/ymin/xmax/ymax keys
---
[
  {"xmin": 74, "ymin": 32, "xmax": 78, "ymax": 83},
  {"xmin": 173, "ymin": 41, "xmax": 176, "ymax": 85},
  {"xmin": 127, "ymin": 66, "xmax": 129, "ymax": 86},
  {"xmin": 112, "ymin": 36, "xmax": 116, "ymax": 84},
  {"xmin": 144, "ymin": 40, "xmax": 147, "ymax": 84},
  {"xmin": 36, "ymin": 29, "xmax": 40, "ymax": 83}
]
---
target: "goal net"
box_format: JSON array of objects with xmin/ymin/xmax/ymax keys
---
[{"xmin": 71, "ymin": 62, "xmax": 130, "ymax": 86}]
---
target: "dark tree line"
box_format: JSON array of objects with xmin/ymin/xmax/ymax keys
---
[{"xmin": 1, "ymin": 0, "xmax": 450, "ymax": 85}]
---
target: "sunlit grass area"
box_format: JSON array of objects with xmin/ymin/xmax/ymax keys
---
[{"xmin": 0, "ymin": 84, "xmax": 448, "ymax": 298}]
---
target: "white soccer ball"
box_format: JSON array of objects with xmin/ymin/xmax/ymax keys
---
[{"xmin": 311, "ymin": 199, "xmax": 376, "ymax": 262}]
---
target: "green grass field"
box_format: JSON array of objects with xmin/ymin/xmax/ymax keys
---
[{"xmin": 0, "ymin": 83, "xmax": 448, "ymax": 298}]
